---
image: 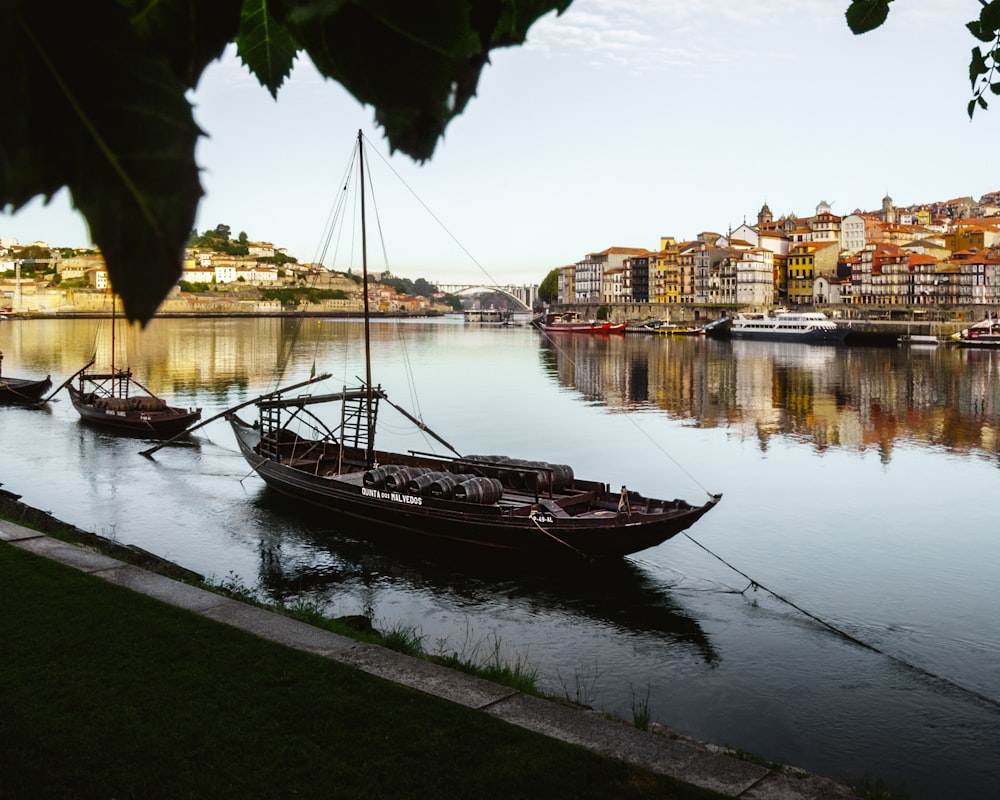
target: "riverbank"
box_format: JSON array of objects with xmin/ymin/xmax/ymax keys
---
[
  {"xmin": 1, "ymin": 308, "xmax": 444, "ymax": 320},
  {"xmin": 1, "ymin": 304, "xmax": 969, "ymax": 345},
  {"xmin": 0, "ymin": 488, "xmax": 857, "ymax": 799}
]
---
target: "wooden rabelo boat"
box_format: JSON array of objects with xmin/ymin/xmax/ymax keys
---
[
  {"xmin": 0, "ymin": 352, "xmax": 51, "ymax": 405},
  {"xmin": 225, "ymin": 131, "xmax": 720, "ymax": 563},
  {"xmin": 59, "ymin": 296, "xmax": 201, "ymax": 437},
  {"xmin": 66, "ymin": 363, "xmax": 202, "ymax": 437}
]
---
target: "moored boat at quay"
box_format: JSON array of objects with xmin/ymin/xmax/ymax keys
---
[
  {"xmin": 0, "ymin": 351, "xmax": 51, "ymax": 405},
  {"xmin": 534, "ymin": 310, "xmax": 619, "ymax": 333},
  {"xmin": 464, "ymin": 308, "xmax": 512, "ymax": 325},
  {"xmin": 55, "ymin": 294, "xmax": 202, "ymax": 437},
  {"xmin": 652, "ymin": 323, "xmax": 706, "ymax": 337},
  {"xmin": 729, "ymin": 311, "xmax": 848, "ymax": 343},
  {"xmin": 226, "ymin": 131, "xmax": 720, "ymax": 563},
  {"xmin": 950, "ymin": 316, "xmax": 1000, "ymax": 347}
]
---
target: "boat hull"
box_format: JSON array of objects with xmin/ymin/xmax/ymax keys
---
[
  {"xmin": 729, "ymin": 328, "xmax": 849, "ymax": 343},
  {"xmin": 728, "ymin": 311, "xmax": 848, "ymax": 344},
  {"xmin": 540, "ymin": 322, "xmax": 613, "ymax": 333},
  {"xmin": 228, "ymin": 415, "xmax": 719, "ymax": 563},
  {"xmin": 68, "ymin": 386, "xmax": 201, "ymax": 437},
  {"xmin": 652, "ymin": 326, "xmax": 705, "ymax": 337},
  {"xmin": 951, "ymin": 319, "xmax": 1000, "ymax": 347},
  {"xmin": 0, "ymin": 376, "xmax": 51, "ymax": 405},
  {"xmin": 954, "ymin": 337, "xmax": 1000, "ymax": 348}
]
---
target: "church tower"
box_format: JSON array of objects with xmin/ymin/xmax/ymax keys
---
[
  {"xmin": 757, "ymin": 202, "xmax": 773, "ymax": 226},
  {"xmin": 882, "ymin": 194, "xmax": 896, "ymax": 224}
]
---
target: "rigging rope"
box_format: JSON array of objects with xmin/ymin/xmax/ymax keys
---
[
  {"xmin": 529, "ymin": 515, "xmax": 591, "ymax": 561},
  {"xmin": 359, "ymin": 144, "xmax": 425, "ymax": 424},
  {"xmin": 535, "ymin": 325, "xmax": 717, "ymax": 501},
  {"xmin": 365, "ymin": 142, "xmax": 502, "ymax": 288},
  {"xmin": 364, "ymin": 132, "xmax": 712, "ymax": 485},
  {"xmin": 681, "ymin": 532, "xmax": 1000, "ymax": 713}
]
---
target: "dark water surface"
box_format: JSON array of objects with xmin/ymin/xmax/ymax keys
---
[{"xmin": 3, "ymin": 316, "xmax": 999, "ymax": 798}]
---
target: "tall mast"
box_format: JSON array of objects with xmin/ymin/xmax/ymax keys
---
[
  {"xmin": 111, "ymin": 290, "xmax": 116, "ymax": 374},
  {"xmin": 358, "ymin": 129, "xmax": 376, "ymax": 467}
]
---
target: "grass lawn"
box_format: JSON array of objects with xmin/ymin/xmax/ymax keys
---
[{"xmin": 1, "ymin": 542, "xmax": 727, "ymax": 799}]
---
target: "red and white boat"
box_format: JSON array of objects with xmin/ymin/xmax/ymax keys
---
[
  {"xmin": 951, "ymin": 316, "xmax": 1000, "ymax": 348},
  {"xmin": 534, "ymin": 311, "xmax": 621, "ymax": 333}
]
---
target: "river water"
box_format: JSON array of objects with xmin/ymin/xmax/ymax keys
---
[{"xmin": 2, "ymin": 315, "xmax": 998, "ymax": 798}]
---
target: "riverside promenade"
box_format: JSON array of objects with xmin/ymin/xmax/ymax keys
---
[{"xmin": 1, "ymin": 514, "xmax": 855, "ymax": 800}]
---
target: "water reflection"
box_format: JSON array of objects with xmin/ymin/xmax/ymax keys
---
[
  {"xmin": 539, "ymin": 334, "xmax": 1000, "ymax": 463},
  {"xmin": 4, "ymin": 317, "xmax": 1000, "ymax": 797},
  {"xmin": 12, "ymin": 316, "xmax": 1000, "ymax": 466},
  {"xmin": 250, "ymin": 493, "xmax": 718, "ymax": 665}
]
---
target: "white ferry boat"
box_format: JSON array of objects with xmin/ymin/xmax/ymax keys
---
[
  {"xmin": 730, "ymin": 311, "xmax": 849, "ymax": 343},
  {"xmin": 464, "ymin": 308, "xmax": 511, "ymax": 325}
]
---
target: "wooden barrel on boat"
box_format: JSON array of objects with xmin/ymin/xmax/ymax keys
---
[
  {"xmin": 427, "ymin": 473, "xmax": 468, "ymax": 499},
  {"xmin": 546, "ymin": 463, "xmax": 574, "ymax": 492},
  {"xmin": 454, "ymin": 476, "xmax": 504, "ymax": 504},
  {"xmin": 503, "ymin": 458, "xmax": 549, "ymax": 491},
  {"xmin": 363, "ymin": 465, "xmax": 406, "ymax": 489},
  {"xmin": 406, "ymin": 471, "xmax": 453, "ymax": 496},
  {"xmin": 463, "ymin": 455, "xmax": 572, "ymax": 492},
  {"xmin": 384, "ymin": 466, "xmax": 430, "ymax": 491}
]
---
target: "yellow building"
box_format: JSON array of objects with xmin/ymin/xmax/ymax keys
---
[
  {"xmin": 651, "ymin": 237, "xmax": 680, "ymax": 304},
  {"xmin": 786, "ymin": 243, "xmax": 816, "ymax": 305},
  {"xmin": 944, "ymin": 226, "xmax": 987, "ymax": 253}
]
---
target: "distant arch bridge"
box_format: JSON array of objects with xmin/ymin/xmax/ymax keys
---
[{"xmin": 436, "ymin": 283, "xmax": 538, "ymax": 311}]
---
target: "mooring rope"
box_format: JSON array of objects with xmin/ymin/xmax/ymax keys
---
[
  {"xmin": 681, "ymin": 532, "xmax": 1000, "ymax": 713},
  {"xmin": 529, "ymin": 515, "xmax": 591, "ymax": 561}
]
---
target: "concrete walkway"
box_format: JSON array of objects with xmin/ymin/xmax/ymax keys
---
[{"xmin": 1, "ymin": 520, "xmax": 854, "ymax": 800}]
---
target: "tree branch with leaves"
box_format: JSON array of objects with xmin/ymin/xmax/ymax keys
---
[
  {"xmin": 1, "ymin": 0, "xmax": 569, "ymax": 323},
  {"xmin": 846, "ymin": 0, "xmax": 1000, "ymax": 116},
  {"xmin": 2, "ymin": 1, "xmax": 994, "ymax": 323}
]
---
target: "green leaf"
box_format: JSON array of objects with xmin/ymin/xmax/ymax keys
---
[
  {"xmin": 491, "ymin": 0, "xmax": 573, "ymax": 45},
  {"xmin": 968, "ymin": 98, "xmax": 978, "ymax": 118},
  {"xmin": 991, "ymin": 81, "xmax": 1000, "ymax": 96},
  {"xmin": 970, "ymin": 47, "xmax": 989, "ymax": 82},
  {"xmin": 845, "ymin": 0, "xmax": 892, "ymax": 35},
  {"xmin": 978, "ymin": 94, "xmax": 989, "ymax": 110},
  {"xmin": 0, "ymin": 21, "xmax": 64, "ymax": 210},
  {"xmin": 272, "ymin": 0, "xmax": 560, "ymax": 161},
  {"xmin": 2, "ymin": 0, "xmax": 569, "ymax": 322},
  {"xmin": 966, "ymin": 20, "xmax": 995, "ymax": 44},
  {"xmin": 981, "ymin": 0, "xmax": 1000, "ymax": 32},
  {"xmin": 121, "ymin": 0, "xmax": 243, "ymax": 87},
  {"xmin": 237, "ymin": 0, "xmax": 300, "ymax": 98},
  {"xmin": 4, "ymin": 2, "xmax": 203, "ymax": 324}
]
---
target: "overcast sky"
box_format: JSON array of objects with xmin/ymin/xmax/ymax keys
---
[{"xmin": 3, "ymin": 1, "xmax": 998, "ymax": 287}]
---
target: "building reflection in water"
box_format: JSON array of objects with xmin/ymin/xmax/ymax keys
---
[
  {"xmin": 538, "ymin": 334, "xmax": 1000, "ymax": 464},
  {"xmin": 9, "ymin": 316, "xmax": 1000, "ymax": 466}
]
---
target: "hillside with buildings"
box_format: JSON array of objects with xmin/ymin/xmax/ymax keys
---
[
  {"xmin": 556, "ymin": 191, "xmax": 1000, "ymax": 311},
  {"xmin": 0, "ymin": 235, "xmax": 455, "ymax": 315},
  {"xmin": 6, "ymin": 189, "xmax": 1000, "ymax": 316}
]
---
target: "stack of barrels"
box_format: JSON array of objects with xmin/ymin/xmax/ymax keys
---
[
  {"xmin": 464, "ymin": 455, "xmax": 574, "ymax": 493},
  {"xmin": 361, "ymin": 456, "xmax": 575, "ymax": 505},
  {"xmin": 362, "ymin": 465, "xmax": 504, "ymax": 504}
]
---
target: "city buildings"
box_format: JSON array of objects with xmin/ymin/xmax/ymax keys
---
[{"xmin": 554, "ymin": 192, "xmax": 1000, "ymax": 310}]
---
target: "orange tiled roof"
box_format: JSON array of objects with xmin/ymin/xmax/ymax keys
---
[{"xmin": 603, "ymin": 246, "xmax": 650, "ymax": 256}]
